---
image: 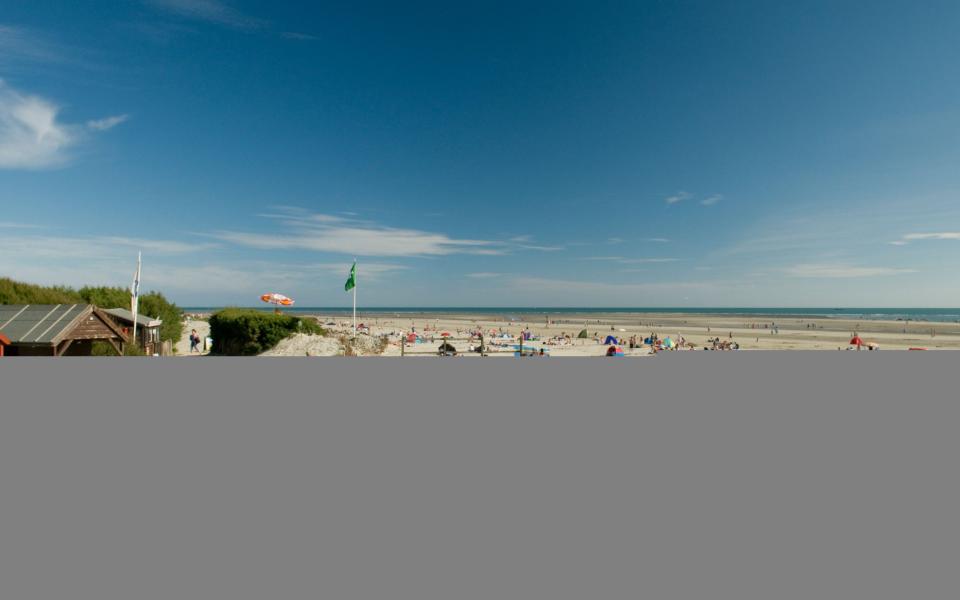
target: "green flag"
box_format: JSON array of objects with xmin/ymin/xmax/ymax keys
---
[{"xmin": 344, "ymin": 262, "xmax": 356, "ymax": 292}]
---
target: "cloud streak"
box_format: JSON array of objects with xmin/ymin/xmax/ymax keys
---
[
  {"xmin": 87, "ymin": 114, "xmax": 129, "ymax": 131},
  {"xmin": 665, "ymin": 191, "xmax": 691, "ymax": 205},
  {"xmin": 215, "ymin": 209, "xmax": 503, "ymax": 257},
  {"xmin": 0, "ymin": 221, "xmax": 45, "ymax": 229},
  {"xmin": 891, "ymin": 232, "xmax": 960, "ymax": 245},
  {"xmin": 146, "ymin": 0, "xmax": 263, "ymax": 29},
  {"xmin": 784, "ymin": 264, "xmax": 917, "ymax": 278},
  {"xmin": 701, "ymin": 194, "xmax": 722, "ymax": 206},
  {"xmin": 579, "ymin": 256, "xmax": 680, "ymax": 264}
]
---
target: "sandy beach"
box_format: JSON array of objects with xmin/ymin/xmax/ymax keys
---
[{"xmin": 183, "ymin": 311, "xmax": 960, "ymax": 356}]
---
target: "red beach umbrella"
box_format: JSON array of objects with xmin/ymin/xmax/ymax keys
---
[
  {"xmin": 849, "ymin": 335, "xmax": 864, "ymax": 347},
  {"xmin": 261, "ymin": 293, "xmax": 295, "ymax": 307}
]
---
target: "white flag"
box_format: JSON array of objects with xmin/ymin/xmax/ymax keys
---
[
  {"xmin": 130, "ymin": 252, "xmax": 141, "ymax": 314},
  {"xmin": 130, "ymin": 252, "xmax": 141, "ymax": 346}
]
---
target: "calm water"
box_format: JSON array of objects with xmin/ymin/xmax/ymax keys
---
[{"xmin": 183, "ymin": 307, "xmax": 960, "ymax": 322}]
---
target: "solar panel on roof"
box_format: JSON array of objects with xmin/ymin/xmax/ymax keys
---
[{"xmin": 0, "ymin": 304, "xmax": 89, "ymax": 343}]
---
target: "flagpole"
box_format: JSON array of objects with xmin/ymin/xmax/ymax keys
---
[
  {"xmin": 131, "ymin": 251, "xmax": 141, "ymax": 352},
  {"xmin": 352, "ymin": 259, "xmax": 357, "ymax": 335}
]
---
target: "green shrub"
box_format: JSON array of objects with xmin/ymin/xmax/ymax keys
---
[
  {"xmin": 0, "ymin": 278, "xmax": 184, "ymax": 345},
  {"xmin": 80, "ymin": 287, "xmax": 184, "ymax": 345},
  {"xmin": 0, "ymin": 277, "xmax": 82, "ymax": 304},
  {"xmin": 133, "ymin": 292, "xmax": 184, "ymax": 345},
  {"xmin": 208, "ymin": 309, "xmax": 326, "ymax": 355},
  {"xmin": 91, "ymin": 341, "xmax": 146, "ymax": 356},
  {"xmin": 78, "ymin": 286, "xmax": 183, "ymax": 344}
]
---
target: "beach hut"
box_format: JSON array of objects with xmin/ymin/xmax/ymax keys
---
[
  {"xmin": 0, "ymin": 331, "xmax": 9, "ymax": 357},
  {"xmin": 102, "ymin": 308, "xmax": 163, "ymax": 355},
  {"xmin": 0, "ymin": 304, "xmax": 128, "ymax": 356}
]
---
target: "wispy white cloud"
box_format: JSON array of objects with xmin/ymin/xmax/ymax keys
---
[
  {"xmin": 701, "ymin": 194, "xmax": 722, "ymax": 206},
  {"xmin": 784, "ymin": 264, "xmax": 917, "ymax": 278},
  {"xmin": 505, "ymin": 234, "xmax": 563, "ymax": 251},
  {"xmin": 607, "ymin": 237, "xmax": 624, "ymax": 244},
  {"xmin": 0, "ymin": 24, "xmax": 60, "ymax": 64},
  {"xmin": 579, "ymin": 256, "xmax": 679, "ymax": 264},
  {"xmin": 514, "ymin": 243, "xmax": 564, "ymax": 252},
  {"xmin": 466, "ymin": 272, "xmax": 502, "ymax": 279},
  {"xmin": 1, "ymin": 24, "xmax": 101, "ymax": 71},
  {"xmin": 507, "ymin": 276, "xmax": 716, "ymax": 296},
  {"xmin": 0, "ymin": 80, "xmax": 77, "ymax": 169},
  {"xmin": 215, "ymin": 208, "xmax": 503, "ymax": 257},
  {"xmin": 87, "ymin": 114, "xmax": 129, "ymax": 131},
  {"xmin": 99, "ymin": 236, "xmax": 219, "ymax": 254},
  {"xmin": 0, "ymin": 80, "xmax": 124, "ymax": 169},
  {"xmin": 303, "ymin": 262, "xmax": 409, "ymax": 280},
  {"xmin": 665, "ymin": 191, "xmax": 692, "ymax": 205},
  {"xmin": 0, "ymin": 234, "xmax": 216, "ymax": 260},
  {"xmin": 0, "ymin": 221, "xmax": 45, "ymax": 229},
  {"xmin": 891, "ymin": 232, "xmax": 960, "ymax": 245},
  {"xmin": 621, "ymin": 258, "xmax": 680, "ymax": 264},
  {"xmin": 0, "ymin": 233, "xmax": 226, "ymax": 297},
  {"xmin": 146, "ymin": 0, "xmax": 263, "ymax": 29},
  {"xmin": 280, "ymin": 31, "xmax": 320, "ymax": 41},
  {"xmin": 213, "ymin": 229, "xmax": 501, "ymax": 257},
  {"xmin": 647, "ymin": 237, "xmax": 670, "ymax": 243},
  {"xmin": 218, "ymin": 208, "xmax": 566, "ymax": 257},
  {"xmin": 0, "ymin": 23, "xmax": 99, "ymax": 68}
]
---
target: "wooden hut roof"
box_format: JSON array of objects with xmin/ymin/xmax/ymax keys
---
[
  {"xmin": 0, "ymin": 304, "xmax": 126, "ymax": 346},
  {"xmin": 103, "ymin": 307, "xmax": 162, "ymax": 328}
]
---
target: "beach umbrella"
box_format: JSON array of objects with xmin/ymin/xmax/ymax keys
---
[
  {"xmin": 261, "ymin": 292, "xmax": 295, "ymax": 307},
  {"xmin": 440, "ymin": 331, "xmax": 452, "ymax": 337},
  {"xmin": 849, "ymin": 335, "xmax": 864, "ymax": 347},
  {"xmin": 663, "ymin": 337, "xmax": 675, "ymax": 348}
]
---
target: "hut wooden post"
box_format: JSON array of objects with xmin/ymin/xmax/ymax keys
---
[{"xmin": 401, "ymin": 335, "xmax": 405, "ymax": 357}]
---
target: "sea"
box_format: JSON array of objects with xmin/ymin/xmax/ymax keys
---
[{"xmin": 181, "ymin": 307, "xmax": 960, "ymax": 323}]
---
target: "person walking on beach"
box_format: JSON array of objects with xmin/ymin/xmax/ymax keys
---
[{"xmin": 189, "ymin": 329, "xmax": 200, "ymax": 353}]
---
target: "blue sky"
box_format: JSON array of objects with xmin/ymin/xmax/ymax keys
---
[{"xmin": 2, "ymin": 0, "xmax": 960, "ymax": 306}]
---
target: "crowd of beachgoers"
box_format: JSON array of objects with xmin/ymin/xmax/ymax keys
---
[{"xmin": 176, "ymin": 310, "xmax": 960, "ymax": 356}]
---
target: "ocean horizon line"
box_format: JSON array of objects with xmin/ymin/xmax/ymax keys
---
[{"xmin": 180, "ymin": 306, "xmax": 960, "ymax": 322}]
